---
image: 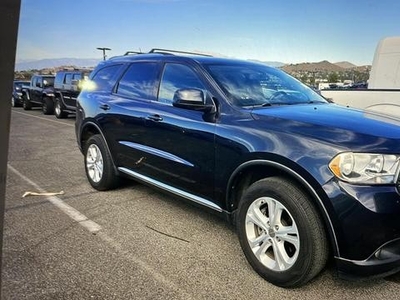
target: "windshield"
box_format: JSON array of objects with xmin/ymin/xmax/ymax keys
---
[
  {"xmin": 43, "ymin": 77, "xmax": 55, "ymax": 87},
  {"xmin": 205, "ymin": 63, "xmax": 327, "ymax": 107}
]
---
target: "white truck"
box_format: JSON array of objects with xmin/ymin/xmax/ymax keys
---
[{"xmin": 320, "ymin": 37, "xmax": 400, "ymax": 116}]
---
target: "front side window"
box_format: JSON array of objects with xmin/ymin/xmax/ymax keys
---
[
  {"xmin": 158, "ymin": 63, "xmax": 205, "ymax": 104},
  {"xmin": 116, "ymin": 62, "xmax": 158, "ymax": 100}
]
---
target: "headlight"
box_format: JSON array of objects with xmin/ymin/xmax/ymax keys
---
[{"xmin": 329, "ymin": 152, "xmax": 400, "ymax": 184}]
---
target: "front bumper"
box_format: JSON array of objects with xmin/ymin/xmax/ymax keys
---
[
  {"xmin": 336, "ymin": 238, "xmax": 400, "ymax": 279},
  {"xmin": 12, "ymin": 92, "xmax": 23, "ymax": 104},
  {"xmin": 323, "ymin": 180, "xmax": 400, "ymax": 278}
]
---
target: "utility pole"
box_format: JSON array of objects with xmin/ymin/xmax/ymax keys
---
[{"xmin": 96, "ymin": 47, "xmax": 111, "ymax": 60}]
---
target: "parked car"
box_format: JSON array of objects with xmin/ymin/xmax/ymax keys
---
[
  {"xmin": 12, "ymin": 80, "xmax": 30, "ymax": 107},
  {"xmin": 21, "ymin": 75, "xmax": 55, "ymax": 114},
  {"xmin": 53, "ymin": 69, "xmax": 92, "ymax": 118},
  {"xmin": 75, "ymin": 49, "xmax": 400, "ymax": 288}
]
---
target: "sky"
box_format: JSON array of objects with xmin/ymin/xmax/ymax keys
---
[{"xmin": 16, "ymin": 0, "xmax": 400, "ymax": 66}]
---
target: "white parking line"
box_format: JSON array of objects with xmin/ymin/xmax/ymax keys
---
[
  {"xmin": 7, "ymin": 164, "xmax": 194, "ymax": 298},
  {"xmin": 12, "ymin": 110, "xmax": 75, "ymax": 127},
  {"xmin": 7, "ymin": 164, "xmax": 101, "ymax": 234}
]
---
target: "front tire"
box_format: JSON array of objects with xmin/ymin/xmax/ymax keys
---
[
  {"xmin": 22, "ymin": 95, "xmax": 32, "ymax": 110},
  {"xmin": 54, "ymin": 98, "xmax": 68, "ymax": 119},
  {"xmin": 42, "ymin": 96, "xmax": 54, "ymax": 115},
  {"xmin": 84, "ymin": 134, "xmax": 120, "ymax": 191},
  {"xmin": 237, "ymin": 177, "xmax": 328, "ymax": 288}
]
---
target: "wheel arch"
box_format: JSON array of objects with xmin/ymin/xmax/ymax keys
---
[
  {"xmin": 79, "ymin": 121, "xmax": 118, "ymax": 174},
  {"xmin": 227, "ymin": 159, "xmax": 339, "ymax": 256},
  {"xmin": 22, "ymin": 90, "xmax": 30, "ymax": 100},
  {"xmin": 54, "ymin": 91, "xmax": 63, "ymax": 100}
]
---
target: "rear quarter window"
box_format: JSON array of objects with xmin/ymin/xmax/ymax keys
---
[{"xmin": 91, "ymin": 64, "xmax": 123, "ymax": 90}]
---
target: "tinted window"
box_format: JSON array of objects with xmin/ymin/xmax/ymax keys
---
[
  {"xmin": 72, "ymin": 73, "xmax": 82, "ymax": 80},
  {"xmin": 55, "ymin": 73, "xmax": 64, "ymax": 86},
  {"xmin": 64, "ymin": 74, "xmax": 73, "ymax": 84},
  {"xmin": 116, "ymin": 62, "xmax": 158, "ymax": 100},
  {"xmin": 42, "ymin": 77, "xmax": 54, "ymax": 86},
  {"xmin": 92, "ymin": 64, "xmax": 122, "ymax": 90},
  {"xmin": 158, "ymin": 63, "xmax": 205, "ymax": 104}
]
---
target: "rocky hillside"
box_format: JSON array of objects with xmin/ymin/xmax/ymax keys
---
[
  {"xmin": 281, "ymin": 60, "xmax": 344, "ymax": 73},
  {"xmin": 281, "ymin": 60, "xmax": 371, "ymax": 73}
]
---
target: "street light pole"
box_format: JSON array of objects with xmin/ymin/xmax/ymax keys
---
[{"xmin": 96, "ymin": 47, "xmax": 111, "ymax": 60}]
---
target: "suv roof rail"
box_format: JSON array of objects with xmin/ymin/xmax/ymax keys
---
[
  {"xmin": 148, "ymin": 48, "xmax": 213, "ymax": 57},
  {"xmin": 123, "ymin": 51, "xmax": 144, "ymax": 56}
]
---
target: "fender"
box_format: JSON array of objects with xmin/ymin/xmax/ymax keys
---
[
  {"xmin": 42, "ymin": 87, "xmax": 55, "ymax": 98},
  {"xmin": 21, "ymin": 89, "xmax": 30, "ymax": 100},
  {"xmin": 80, "ymin": 120, "xmax": 119, "ymax": 175},
  {"xmin": 227, "ymin": 159, "xmax": 340, "ymax": 256}
]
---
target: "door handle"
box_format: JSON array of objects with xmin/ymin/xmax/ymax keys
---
[
  {"xmin": 146, "ymin": 114, "xmax": 163, "ymax": 122},
  {"xmin": 99, "ymin": 104, "xmax": 110, "ymax": 110}
]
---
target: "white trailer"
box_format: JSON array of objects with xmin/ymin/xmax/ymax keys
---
[{"xmin": 321, "ymin": 37, "xmax": 400, "ymax": 116}]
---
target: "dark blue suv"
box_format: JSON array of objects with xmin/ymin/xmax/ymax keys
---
[{"xmin": 76, "ymin": 49, "xmax": 400, "ymax": 287}]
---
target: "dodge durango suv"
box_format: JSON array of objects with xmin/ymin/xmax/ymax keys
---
[{"xmin": 75, "ymin": 49, "xmax": 400, "ymax": 287}]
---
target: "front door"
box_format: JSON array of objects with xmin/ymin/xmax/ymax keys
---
[{"xmin": 142, "ymin": 62, "xmax": 216, "ymax": 200}]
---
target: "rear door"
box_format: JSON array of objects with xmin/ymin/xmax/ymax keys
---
[
  {"xmin": 31, "ymin": 76, "xmax": 42, "ymax": 103},
  {"xmin": 63, "ymin": 73, "xmax": 75, "ymax": 107},
  {"xmin": 96, "ymin": 62, "xmax": 160, "ymax": 171}
]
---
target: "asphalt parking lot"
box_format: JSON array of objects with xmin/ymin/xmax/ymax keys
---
[{"xmin": 2, "ymin": 107, "xmax": 400, "ymax": 299}]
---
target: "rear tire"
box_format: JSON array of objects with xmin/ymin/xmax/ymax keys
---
[
  {"xmin": 84, "ymin": 134, "xmax": 120, "ymax": 191},
  {"xmin": 22, "ymin": 95, "xmax": 32, "ymax": 110},
  {"xmin": 237, "ymin": 177, "xmax": 328, "ymax": 288},
  {"xmin": 42, "ymin": 96, "xmax": 54, "ymax": 115},
  {"xmin": 54, "ymin": 98, "xmax": 68, "ymax": 119}
]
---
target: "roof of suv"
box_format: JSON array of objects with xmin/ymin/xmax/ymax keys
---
[{"xmin": 106, "ymin": 50, "xmax": 260, "ymax": 67}]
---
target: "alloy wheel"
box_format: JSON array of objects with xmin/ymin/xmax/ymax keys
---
[
  {"xmin": 245, "ymin": 196, "xmax": 300, "ymax": 271},
  {"xmin": 86, "ymin": 144, "xmax": 104, "ymax": 183}
]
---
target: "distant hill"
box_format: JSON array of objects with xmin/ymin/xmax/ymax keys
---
[
  {"xmin": 281, "ymin": 60, "xmax": 344, "ymax": 73},
  {"xmin": 15, "ymin": 58, "xmax": 101, "ymax": 71},
  {"xmin": 334, "ymin": 61, "xmax": 357, "ymax": 69}
]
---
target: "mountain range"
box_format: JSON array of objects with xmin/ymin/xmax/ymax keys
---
[
  {"xmin": 14, "ymin": 57, "xmax": 369, "ymax": 72},
  {"xmin": 15, "ymin": 58, "xmax": 101, "ymax": 71}
]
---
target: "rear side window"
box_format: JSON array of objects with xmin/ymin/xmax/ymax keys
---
[
  {"xmin": 64, "ymin": 74, "xmax": 72, "ymax": 84},
  {"xmin": 92, "ymin": 64, "xmax": 122, "ymax": 90},
  {"xmin": 116, "ymin": 62, "xmax": 158, "ymax": 100},
  {"xmin": 158, "ymin": 63, "xmax": 205, "ymax": 104},
  {"xmin": 55, "ymin": 73, "xmax": 64, "ymax": 86},
  {"xmin": 72, "ymin": 73, "xmax": 82, "ymax": 80}
]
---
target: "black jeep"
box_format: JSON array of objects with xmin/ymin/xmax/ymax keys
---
[
  {"xmin": 53, "ymin": 69, "xmax": 92, "ymax": 118},
  {"xmin": 22, "ymin": 75, "xmax": 55, "ymax": 114}
]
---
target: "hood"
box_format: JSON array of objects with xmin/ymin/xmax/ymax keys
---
[{"xmin": 251, "ymin": 103, "xmax": 400, "ymax": 152}]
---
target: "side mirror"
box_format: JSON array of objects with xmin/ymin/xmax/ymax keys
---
[
  {"xmin": 172, "ymin": 88, "xmax": 214, "ymax": 112},
  {"xmin": 36, "ymin": 81, "xmax": 41, "ymax": 88}
]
